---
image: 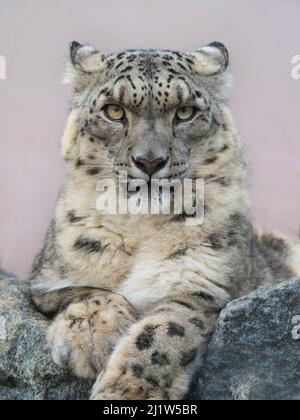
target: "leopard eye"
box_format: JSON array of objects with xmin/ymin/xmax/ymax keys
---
[
  {"xmin": 175, "ymin": 106, "xmax": 197, "ymax": 122},
  {"xmin": 103, "ymin": 104, "xmax": 125, "ymax": 121}
]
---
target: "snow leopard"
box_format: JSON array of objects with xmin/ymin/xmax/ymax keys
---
[{"xmin": 30, "ymin": 41, "xmax": 300, "ymax": 400}]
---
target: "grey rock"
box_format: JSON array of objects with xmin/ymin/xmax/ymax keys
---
[
  {"xmin": 0, "ymin": 276, "xmax": 92, "ymax": 400},
  {"xmin": 197, "ymin": 279, "xmax": 300, "ymax": 400}
]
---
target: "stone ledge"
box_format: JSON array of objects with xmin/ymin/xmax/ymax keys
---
[
  {"xmin": 197, "ymin": 279, "xmax": 300, "ymax": 400},
  {"xmin": 0, "ymin": 276, "xmax": 92, "ymax": 400}
]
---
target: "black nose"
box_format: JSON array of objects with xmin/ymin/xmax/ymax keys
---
[{"xmin": 133, "ymin": 156, "xmax": 169, "ymax": 177}]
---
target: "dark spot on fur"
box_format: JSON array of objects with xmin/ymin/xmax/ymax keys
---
[
  {"xmin": 208, "ymin": 233, "xmax": 223, "ymax": 250},
  {"xmin": 253, "ymin": 234, "xmax": 292, "ymax": 279},
  {"xmin": 215, "ymin": 177, "xmax": 231, "ymax": 187},
  {"xmin": 224, "ymin": 213, "xmax": 251, "ymax": 247},
  {"xmin": 178, "ymin": 62, "xmax": 187, "ymax": 71},
  {"xmin": 75, "ymin": 159, "xmax": 85, "ymax": 167},
  {"xmin": 70, "ymin": 317, "xmax": 85, "ymax": 329},
  {"xmin": 221, "ymin": 144, "xmax": 229, "ymax": 152},
  {"xmin": 167, "ymin": 322, "xmax": 185, "ymax": 337},
  {"xmin": 171, "ymin": 213, "xmax": 186, "ymax": 222},
  {"xmin": 131, "ymin": 363, "xmax": 144, "ymax": 378},
  {"xmin": 169, "ymin": 247, "xmax": 189, "ymax": 258},
  {"xmin": 120, "ymin": 65, "xmax": 133, "ymax": 73},
  {"xmin": 126, "ymin": 74, "xmax": 136, "ymax": 89},
  {"xmin": 180, "ymin": 348, "xmax": 198, "ymax": 367},
  {"xmin": 58, "ymin": 265, "xmax": 68, "ymax": 277},
  {"xmin": 67, "ymin": 211, "xmax": 85, "ymax": 224},
  {"xmin": 146, "ymin": 376, "xmax": 160, "ymax": 387},
  {"xmin": 136, "ymin": 325, "xmax": 155, "ymax": 350},
  {"xmin": 120, "ymin": 388, "xmax": 130, "ymax": 397},
  {"xmin": 227, "ymin": 233, "xmax": 238, "ymax": 247},
  {"xmin": 162, "ymin": 374, "xmax": 173, "ymax": 388},
  {"xmin": 163, "ymin": 391, "xmax": 170, "ymax": 399},
  {"xmin": 205, "ymin": 174, "xmax": 229, "ymax": 187},
  {"xmin": 151, "ymin": 351, "xmax": 169, "ymax": 366},
  {"xmin": 73, "ymin": 238, "xmax": 104, "ymax": 254},
  {"xmin": 260, "ymin": 234, "xmax": 288, "ymax": 254},
  {"xmin": 86, "ymin": 168, "xmax": 100, "ymax": 176},
  {"xmin": 230, "ymin": 213, "xmax": 243, "ymax": 225},
  {"xmin": 205, "ymin": 156, "xmax": 218, "ymax": 165}
]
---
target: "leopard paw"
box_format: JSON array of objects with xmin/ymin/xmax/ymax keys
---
[{"xmin": 48, "ymin": 294, "xmax": 136, "ymax": 379}]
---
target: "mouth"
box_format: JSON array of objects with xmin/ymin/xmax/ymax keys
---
[{"xmin": 114, "ymin": 165, "xmax": 188, "ymax": 181}]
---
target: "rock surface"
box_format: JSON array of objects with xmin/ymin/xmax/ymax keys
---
[
  {"xmin": 197, "ymin": 279, "xmax": 300, "ymax": 400},
  {"xmin": 0, "ymin": 275, "xmax": 92, "ymax": 400},
  {"xmin": 0, "ymin": 272, "xmax": 300, "ymax": 400}
]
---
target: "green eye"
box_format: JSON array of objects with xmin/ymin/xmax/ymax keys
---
[
  {"xmin": 103, "ymin": 104, "xmax": 125, "ymax": 121},
  {"xmin": 176, "ymin": 106, "xmax": 197, "ymax": 121}
]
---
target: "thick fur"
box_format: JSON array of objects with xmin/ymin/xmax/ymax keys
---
[{"xmin": 30, "ymin": 42, "xmax": 300, "ymax": 400}]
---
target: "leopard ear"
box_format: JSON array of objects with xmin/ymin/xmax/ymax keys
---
[
  {"xmin": 63, "ymin": 41, "xmax": 107, "ymax": 87},
  {"xmin": 190, "ymin": 42, "xmax": 229, "ymax": 76}
]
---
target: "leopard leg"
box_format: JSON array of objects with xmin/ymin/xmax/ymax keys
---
[{"xmin": 91, "ymin": 294, "xmax": 220, "ymax": 400}]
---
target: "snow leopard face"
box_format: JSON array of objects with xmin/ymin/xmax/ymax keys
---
[{"xmin": 64, "ymin": 41, "xmax": 230, "ymax": 183}]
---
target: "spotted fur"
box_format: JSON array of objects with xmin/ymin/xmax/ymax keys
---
[{"xmin": 30, "ymin": 41, "xmax": 300, "ymax": 400}]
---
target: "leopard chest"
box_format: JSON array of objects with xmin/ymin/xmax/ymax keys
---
[{"xmin": 57, "ymin": 211, "xmax": 195, "ymax": 290}]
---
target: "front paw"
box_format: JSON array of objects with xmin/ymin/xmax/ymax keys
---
[
  {"xmin": 48, "ymin": 294, "xmax": 136, "ymax": 379},
  {"xmin": 91, "ymin": 369, "xmax": 167, "ymax": 400}
]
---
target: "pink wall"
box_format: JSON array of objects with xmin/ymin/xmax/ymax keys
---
[{"xmin": 0, "ymin": 0, "xmax": 299, "ymax": 279}]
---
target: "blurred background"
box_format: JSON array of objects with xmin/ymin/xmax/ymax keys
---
[{"xmin": 0, "ymin": 0, "xmax": 299, "ymax": 279}]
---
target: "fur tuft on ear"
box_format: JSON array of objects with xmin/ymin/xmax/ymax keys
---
[
  {"xmin": 190, "ymin": 42, "xmax": 229, "ymax": 76},
  {"xmin": 62, "ymin": 41, "xmax": 107, "ymax": 88}
]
